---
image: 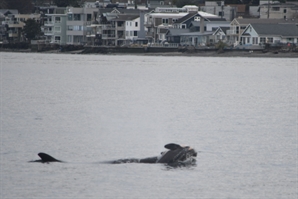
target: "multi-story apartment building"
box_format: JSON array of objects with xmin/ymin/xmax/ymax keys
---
[
  {"xmin": 259, "ymin": 2, "xmax": 298, "ymax": 19},
  {"xmin": 45, "ymin": 8, "xmax": 67, "ymax": 44},
  {"xmin": 66, "ymin": 7, "xmax": 98, "ymax": 45},
  {"xmin": 44, "ymin": 6, "xmax": 98, "ymax": 45},
  {"xmin": 202, "ymin": 1, "xmax": 237, "ymax": 21}
]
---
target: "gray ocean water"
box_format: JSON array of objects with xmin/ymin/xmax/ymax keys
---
[{"xmin": 1, "ymin": 52, "xmax": 297, "ymax": 199}]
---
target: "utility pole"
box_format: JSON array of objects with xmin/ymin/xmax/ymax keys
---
[{"xmin": 267, "ymin": 0, "xmax": 270, "ymax": 19}]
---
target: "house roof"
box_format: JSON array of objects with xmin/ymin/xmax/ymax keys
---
[
  {"xmin": 0, "ymin": 9, "xmax": 19, "ymax": 16},
  {"xmin": 197, "ymin": 11, "xmax": 218, "ymax": 18},
  {"xmin": 207, "ymin": 17, "xmax": 226, "ymax": 21},
  {"xmin": 250, "ymin": 23, "xmax": 298, "ymax": 37},
  {"xmin": 190, "ymin": 21, "xmax": 229, "ymax": 27},
  {"xmin": 232, "ymin": 18, "xmax": 298, "ymax": 25},
  {"xmin": 213, "ymin": 26, "xmax": 230, "ymax": 35},
  {"xmin": 166, "ymin": 28, "xmax": 190, "ymax": 36},
  {"xmin": 219, "ymin": 27, "xmax": 229, "ymax": 34},
  {"xmin": 174, "ymin": 13, "xmax": 197, "ymax": 24},
  {"xmin": 112, "ymin": 14, "xmax": 139, "ymax": 21}
]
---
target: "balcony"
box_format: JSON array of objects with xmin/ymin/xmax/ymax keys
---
[
  {"xmin": 227, "ymin": 29, "xmax": 236, "ymax": 35},
  {"xmin": 146, "ymin": 32, "xmax": 154, "ymax": 37},
  {"xmin": 44, "ymin": 30, "xmax": 53, "ymax": 35},
  {"xmin": 86, "ymin": 31, "xmax": 95, "ymax": 37},
  {"xmin": 8, "ymin": 32, "xmax": 18, "ymax": 37},
  {"xmin": 7, "ymin": 21, "xmax": 23, "ymax": 28},
  {"xmin": 102, "ymin": 24, "xmax": 116, "ymax": 30},
  {"xmin": 117, "ymin": 25, "xmax": 125, "ymax": 30},
  {"xmin": 144, "ymin": 22, "xmax": 153, "ymax": 28},
  {"xmin": 44, "ymin": 21, "xmax": 54, "ymax": 26},
  {"xmin": 102, "ymin": 34, "xmax": 116, "ymax": 39}
]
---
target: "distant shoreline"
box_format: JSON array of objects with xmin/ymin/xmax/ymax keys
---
[{"xmin": 1, "ymin": 48, "xmax": 298, "ymax": 58}]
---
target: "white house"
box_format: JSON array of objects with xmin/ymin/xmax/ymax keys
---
[
  {"xmin": 124, "ymin": 16, "xmax": 140, "ymax": 41},
  {"xmin": 240, "ymin": 23, "xmax": 298, "ymax": 46}
]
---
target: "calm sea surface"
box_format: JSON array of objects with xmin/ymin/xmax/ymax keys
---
[{"xmin": 1, "ymin": 52, "xmax": 297, "ymax": 198}]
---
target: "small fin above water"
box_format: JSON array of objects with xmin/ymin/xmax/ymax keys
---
[{"xmin": 37, "ymin": 152, "xmax": 62, "ymax": 163}]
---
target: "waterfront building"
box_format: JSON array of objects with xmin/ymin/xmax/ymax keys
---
[
  {"xmin": 44, "ymin": 7, "xmax": 67, "ymax": 44},
  {"xmin": 2, "ymin": 12, "xmax": 40, "ymax": 43}
]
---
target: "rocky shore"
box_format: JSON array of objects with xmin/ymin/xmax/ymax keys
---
[{"xmin": 1, "ymin": 46, "xmax": 297, "ymax": 58}]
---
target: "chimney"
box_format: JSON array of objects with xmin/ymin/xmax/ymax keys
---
[{"xmin": 200, "ymin": 17, "xmax": 204, "ymax": 33}]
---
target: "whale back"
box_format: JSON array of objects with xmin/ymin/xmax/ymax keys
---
[{"xmin": 157, "ymin": 144, "xmax": 197, "ymax": 164}]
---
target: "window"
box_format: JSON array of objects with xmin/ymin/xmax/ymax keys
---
[
  {"xmin": 55, "ymin": 36, "xmax": 60, "ymax": 41},
  {"xmin": 68, "ymin": 35, "xmax": 72, "ymax": 42},
  {"xmin": 253, "ymin": 37, "xmax": 258, "ymax": 44},
  {"xmin": 68, "ymin": 26, "xmax": 73, "ymax": 31},
  {"xmin": 267, "ymin": 37, "xmax": 273, "ymax": 43},
  {"xmin": 55, "ymin": 17, "xmax": 60, "ymax": 23},
  {"xmin": 126, "ymin": 31, "xmax": 129, "ymax": 36},
  {"xmin": 284, "ymin": 9, "xmax": 287, "ymax": 13},
  {"xmin": 162, "ymin": 18, "xmax": 168, "ymax": 24},
  {"xmin": 73, "ymin": 26, "xmax": 83, "ymax": 31},
  {"xmin": 74, "ymin": 14, "xmax": 81, "ymax": 21},
  {"xmin": 135, "ymin": 22, "xmax": 138, "ymax": 27},
  {"xmin": 260, "ymin": 37, "xmax": 266, "ymax": 43},
  {"xmin": 134, "ymin": 31, "xmax": 137, "ymax": 36},
  {"xmin": 247, "ymin": 37, "xmax": 250, "ymax": 43},
  {"xmin": 87, "ymin": 14, "xmax": 92, "ymax": 21},
  {"xmin": 68, "ymin": 14, "xmax": 72, "ymax": 21},
  {"xmin": 181, "ymin": 24, "xmax": 186, "ymax": 29},
  {"xmin": 272, "ymin": 7, "xmax": 280, "ymax": 11}
]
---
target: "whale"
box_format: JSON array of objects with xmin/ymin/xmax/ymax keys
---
[
  {"xmin": 29, "ymin": 143, "xmax": 197, "ymax": 167},
  {"xmin": 112, "ymin": 143, "xmax": 197, "ymax": 166}
]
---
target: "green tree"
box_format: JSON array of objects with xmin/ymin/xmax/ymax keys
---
[
  {"xmin": 6, "ymin": 0, "xmax": 33, "ymax": 14},
  {"xmin": 23, "ymin": 19, "xmax": 41, "ymax": 41},
  {"xmin": 0, "ymin": 0, "xmax": 8, "ymax": 9},
  {"xmin": 53, "ymin": 0, "xmax": 79, "ymax": 7}
]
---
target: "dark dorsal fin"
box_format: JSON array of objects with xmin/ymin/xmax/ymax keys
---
[
  {"xmin": 164, "ymin": 143, "xmax": 182, "ymax": 150},
  {"xmin": 38, "ymin": 153, "xmax": 61, "ymax": 162}
]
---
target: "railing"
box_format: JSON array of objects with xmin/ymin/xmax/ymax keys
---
[
  {"xmin": 146, "ymin": 32, "xmax": 154, "ymax": 37},
  {"xmin": 117, "ymin": 25, "xmax": 125, "ymax": 30},
  {"xmin": 44, "ymin": 30, "xmax": 53, "ymax": 35},
  {"xmin": 8, "ymin": 32, "xmax": 18, "ymax": 37},
  {"xmin": 227, "ymin": 29, "xmax": 236, "ymax": 35},
  {"xmin": 149, "ymin": 43, "xmax": 179, "ymax": 48},
  {"xmin": 102, "ymin": 24, "xmax": 116, "ymax": 30},
  {"xmin": 44, "ymin": 21, "xmax": 54, "ymax": 25},
  {"xmin": 102, "ymin": 34, "xmax": 116, "ymax": 39},
  {"xmin": 144, "ymin": 22, "xmax": 153, "ymax": 27}
]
